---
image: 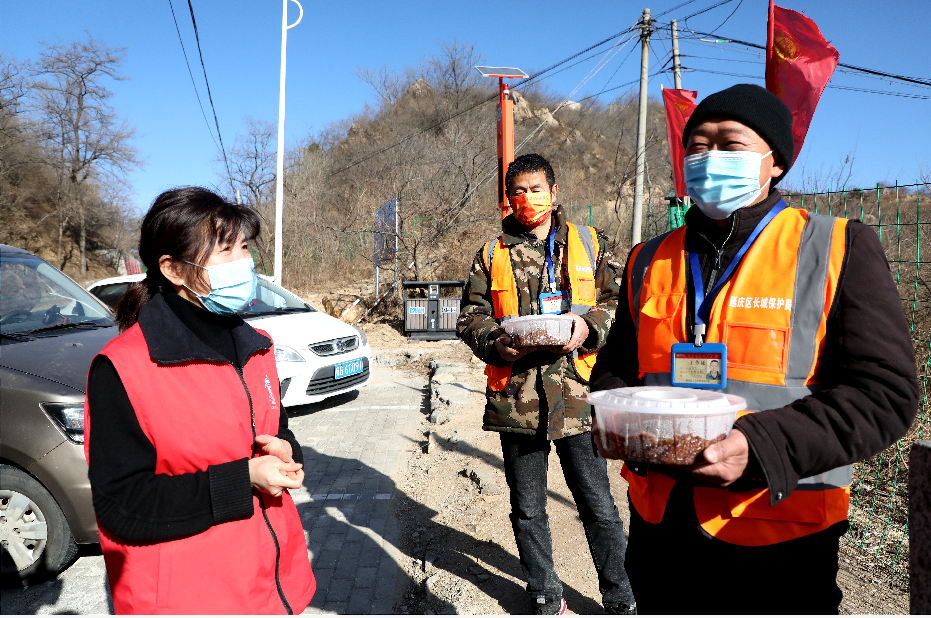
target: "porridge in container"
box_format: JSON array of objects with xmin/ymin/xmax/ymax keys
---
[
  {"xmin": 587, "ymin": 386, "xmax": 746, "ymax": 465},
  {"xmin": 502, "ymin": 314, "xmax": 574, "ymax": 347}
]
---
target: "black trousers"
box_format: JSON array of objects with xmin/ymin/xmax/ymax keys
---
[
  {"xmin": 500, "ymin": 431, "xmax": 634, "ymax": 606},
  {"xmin": 625, "ymin": 480, "xmax": 847, "ymax": 615}
]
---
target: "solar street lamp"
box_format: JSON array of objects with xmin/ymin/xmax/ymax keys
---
[
  {"xmin": 474, "ymin": 66, "xmax": 529, "ymax": 220},
  {"xmin": 273, "ymin": 0, "xmax": 303, "ymax": 286}
]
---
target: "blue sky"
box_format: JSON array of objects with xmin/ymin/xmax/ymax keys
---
[{"xmin": 5, "ymin": 0, "xmax": 929, "ymax": 213}]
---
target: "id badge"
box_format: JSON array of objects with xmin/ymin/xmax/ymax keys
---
[
  {"xmin": 539, "ymin": 292, "xmax": 568, "ymax": 315},
  {"xmin": 670, "ymin": 342, "xmax": 727, "ymax": 389}
]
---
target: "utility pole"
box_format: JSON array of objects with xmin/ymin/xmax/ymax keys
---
[
  {"xmin": 273, "ymin": 0, "xmax": 303, "ymax": 286},
  {"xmin": 671, "ymin": 20, "xmax": 682, "ymax": 89},
  {"xmin": 631, "ymin": 8, "xmax": 653, "ymax": 247}
]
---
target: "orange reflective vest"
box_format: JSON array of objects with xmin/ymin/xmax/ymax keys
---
[
  {"xmin": 483, "ymin": 222, "xmax": 600, "ymax": 391},
  {"xmin": 622, "ymin": 205, "xmax": 852, "ymax": 546}
]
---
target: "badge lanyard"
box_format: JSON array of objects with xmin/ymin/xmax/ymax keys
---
[
  {"xmin": 539, "ymin": 226, "xmax": 568, "ymax": 314},
  {"xmin": 671, "ymin": 200, "xmax": 787, "ymax": 389},
  {"xmin": 687, "ymin": 200, "xmax": 787, "ymax": 346},
  {"xmin": 546, "ymin": 226, "xmax": 558, "ymax": 293}
]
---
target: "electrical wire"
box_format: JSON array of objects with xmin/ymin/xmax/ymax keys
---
[
  {"xmin": 166, "ymin": 0, "xmax": 219, "ymax": 151},
  {"xmin": 680, "ymin": 27, "xmax": 931, "ymax": 88},
  {"xmin": 681, "ymin": 66, "xmax": 931, "ymax": 99},
  {"xmin": 329, "ymin": 22, "xmax": 641, "ymax": 178},
  {"xmin": 680, "ymin": 0, "xmax": 739, "ymax": 23},
  {"xmin": 185, "ymin": 0, "xmax": 233, "ymax": 185},
  {"xmin": 705, "ymin": 0, "xmax": 743, "ymax": 34},
  {"xmin": 654, "ymin": 0, "xmax": 703, "ymax": 19}
]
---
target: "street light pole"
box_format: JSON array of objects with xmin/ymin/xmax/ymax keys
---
[{"xmin": 273, "ymin": 0, "xmax": 303, "ymax": 286}]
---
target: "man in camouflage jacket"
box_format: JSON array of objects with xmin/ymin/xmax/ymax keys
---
[{"xmin": 456, "ymin": 154, "xmax": 634, "ymax": 615}]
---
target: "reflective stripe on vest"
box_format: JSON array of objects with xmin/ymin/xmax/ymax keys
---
[
  {"xmin": 625, "ymin": 206, "xmax": 852, "ymax": 545},
  {"xmin": 483, "ymin": 222, "xmax": 600, "ymax": 390}
]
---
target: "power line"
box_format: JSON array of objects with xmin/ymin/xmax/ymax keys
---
[
  {"xmin": 681, "ymin": 66, "xmax": 931, "ymax": 99},
  {"xmin": 654, "ymin": 0, "xmax": 703, "ymax": 19},
  {"xmin": 166, "ymin": 0, "xmax": 219, "ymax": 151},
  {"xmin": 705, "ymin": 0, "xmax": 744, "ymax": 34},
  {"xmin": 679, "ymin": 27, "xmax": 931, "ymax": 88},
  {"xmin": 329, "ymin": 22, "xmax": 641, "ymax": 178},
  {"xmin": 185, "ymin": 0, "xmax": 233, "ymax": 185},
  {"xmin": 681, "ymin": 0, "xmax": 739, "ymax": 22}
]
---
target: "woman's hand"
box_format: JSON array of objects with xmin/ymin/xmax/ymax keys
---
[
  {"xmin": 254, "ymin": 434, "xmax": 302, "ymax": 481},
  {"xmin": 248, "ymin": 455, "xmax": 304, "ymax": 497},
  {"xmin": 255, "ymin": 434, "xmax": 293, "ymax": 462}
]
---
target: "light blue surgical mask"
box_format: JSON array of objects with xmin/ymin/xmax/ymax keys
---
[
  {"xmin": 183, "ymin": 257, "xmax": 257, "ymax": 315},
  {"xmin": 684, "ymin": 150, "xmax": 773, "ymax": 220}
]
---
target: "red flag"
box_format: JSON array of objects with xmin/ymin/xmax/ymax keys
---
[
  {"xmin": 765, "ymin": 2, "xmax": 839, "ymax": 164},
  {"xmin": 124, "ymin": 255, "xmax": 142, "ymax": 275},
  {"xmin": 661, "ymin": 87, "xmax": 698, "ymax": 197}
]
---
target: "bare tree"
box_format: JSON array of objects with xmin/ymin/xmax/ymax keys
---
[
  {"xmin": 220, "ymin": 117, "xmax": 278, "ymax": 269},
  {"xmin": 33, "ymin": 32, "xmax": 140, "ymax": 273}
]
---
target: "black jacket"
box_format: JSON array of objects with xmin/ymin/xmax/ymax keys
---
[
  {"xmin": 87, "ymin": 291, "xmax": 302, "ymax": 541},
  {"xmin": 590, "ymin": 190, "xmax": 919, "ymax": 505}
]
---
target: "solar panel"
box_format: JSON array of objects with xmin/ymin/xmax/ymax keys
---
[{"xmin": 473, "ymin": 65, "xmax": 529, "ymax": 79}]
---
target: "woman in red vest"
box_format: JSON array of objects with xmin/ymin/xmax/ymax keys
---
[{"xmin": 84, "ymin": 187, "xmax": 315, "ymax": 614}]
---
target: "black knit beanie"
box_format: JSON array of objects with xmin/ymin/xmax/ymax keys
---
[{"xmin": 682, "ymin": 83, "xmax": 794, "ymax": 184}]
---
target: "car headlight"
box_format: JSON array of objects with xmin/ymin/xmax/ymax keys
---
[
  {"xmin": 274, "ymin": 344, "xmax": 305, "ymax": 362},
  {"xmin": 353, "ymin": 326, "xmax": 368, "ymax": 347},
  {"xmin": 41, "ymin": 403, "xmax": 85, "ymax": 444}
]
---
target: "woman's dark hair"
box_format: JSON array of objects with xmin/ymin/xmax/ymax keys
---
[{"xmin": 115, "ymin": 186, "xmax": 260, "ymax": 332}]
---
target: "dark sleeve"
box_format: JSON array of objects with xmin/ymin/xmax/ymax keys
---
[
  {"xmin": 87, "ymin": 356, "xmax": 254, "ymax": 541},
  {"xmin": 736, "ymin": 222, "xmax": 920, "ymax": 505},
  {"xmin": 590, "ymin": 247, "xmax": 643, "ymax": 392},
  {"xmin": 457, "ymin": 246, "xmax": 507, "ymax": 367},
  {"xmin": 276, "ymin": 403, "xmax": 303, "ymax": 465}
]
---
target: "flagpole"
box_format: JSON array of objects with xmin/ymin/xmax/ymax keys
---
[
  {"xmin": 273, "ymin": 0, "xmax": 303, "ymax": 286},
  {"xmin": 765, "ymin": 0, "xmax": 775, "ymax": 88}
]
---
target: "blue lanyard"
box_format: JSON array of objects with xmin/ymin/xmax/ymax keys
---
[
  {"xmin": 546, "ymin": 226, "xmax": 557, "ymax": 293},
  {"xmin": 686, "ymin": 200, "xmax": 788, "ymax": 345}
]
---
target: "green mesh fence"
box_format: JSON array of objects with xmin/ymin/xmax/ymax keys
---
[
  {"xmin": 781, "ymin": 182, "xmax": 930, "ymax": 577},
  {"xmin": 668, "ymin": 182, "xmax": 930, "ymax": 580}
]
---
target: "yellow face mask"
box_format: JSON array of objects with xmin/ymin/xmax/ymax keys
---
[{"xmin": 509, "ymin": 191, "xmax": 552, "ymax": 226}]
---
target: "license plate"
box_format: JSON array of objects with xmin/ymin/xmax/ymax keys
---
[{"xmin": 334, "ymin": 358, "xmax": 364, "ymax": 379}]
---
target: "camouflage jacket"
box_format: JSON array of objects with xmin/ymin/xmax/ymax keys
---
[{"xmin": 456, "ymin": 206, "xmax": 622, "ymax": 440}]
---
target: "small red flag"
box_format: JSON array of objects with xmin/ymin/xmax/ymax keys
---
[
  {"xmin": 661, "ymin": 87, "xmax": 698, "ymax": 198},
  {"xmin": 765, "ymin": 2, "xmax": 839, "ymax": 164},
  {"xmin": 123, "ymin": 255, "xmax": 142, "ymax": 275}
]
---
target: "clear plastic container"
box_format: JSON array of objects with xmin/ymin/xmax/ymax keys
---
[
  {"xmin": 502, "ymin": 314, "xmax": 574, "ymax": 347},
  {"xmin": 587, "ymin": 386, "xmax": 746, "ymax": 465}
]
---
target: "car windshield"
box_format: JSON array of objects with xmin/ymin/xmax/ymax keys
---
[
  {"xmin": 240, "ymin": 278, "xmax": 316, "ymax": 317},
  {"xmin": 1, "ymin": 252, "xmax": 114, "ymax": 335},
  {"xmin": 92, "ymin": 281, "xmax": 135, "ymax": 310}
]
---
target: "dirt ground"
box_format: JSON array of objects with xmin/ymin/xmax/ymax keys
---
[{"xmin": 309, "ymin": 283, "xmax": 912, "ymax": 615}]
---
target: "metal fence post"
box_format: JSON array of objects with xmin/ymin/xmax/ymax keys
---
[{"xmin": 910, "ymin": 440, "xmax": 931, "ymax": 614}]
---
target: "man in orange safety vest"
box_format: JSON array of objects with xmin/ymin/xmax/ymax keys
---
[
  {"xmin": 458, "ymin": 153, "xmax": 635, "ymax": 615},
  {"xmin": 590, "ymin": 84, "xmax": 918, "ymax": 614}
]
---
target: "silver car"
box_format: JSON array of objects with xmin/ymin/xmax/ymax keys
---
[{"xmin": 1, "ymin": 244, "xmax": 117, "ymax": 587}]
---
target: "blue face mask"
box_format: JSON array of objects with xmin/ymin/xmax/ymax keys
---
[
  {"xmin": 684, "ymin": 150, "xmax": 773, "ymax": 220},
  {"xmin": 184, "ymin": 257, "xmax": 257, "ymax": 315}
]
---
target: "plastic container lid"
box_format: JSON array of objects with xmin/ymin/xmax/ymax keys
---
[
  {"xmin": 502, "ymin": 314, "xmax": 574, "ymax": 325},
  {"xmin": 587, "ymin": 386, "xmax": 745, "ymax": 415}
]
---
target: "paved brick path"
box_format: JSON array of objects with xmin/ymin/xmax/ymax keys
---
[{"xmin": 1, "ymin": 361, "xmax": 427, "ymax": 615}]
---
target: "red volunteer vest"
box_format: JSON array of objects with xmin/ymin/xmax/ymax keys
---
[{"xmin": 85, "ymin": 324, "xmax": 315, "ymax": 614}]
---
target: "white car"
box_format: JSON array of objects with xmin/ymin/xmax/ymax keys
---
[{"xmin": 86, "ymin": 274, "xmax": 372, "ymax": 407}]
